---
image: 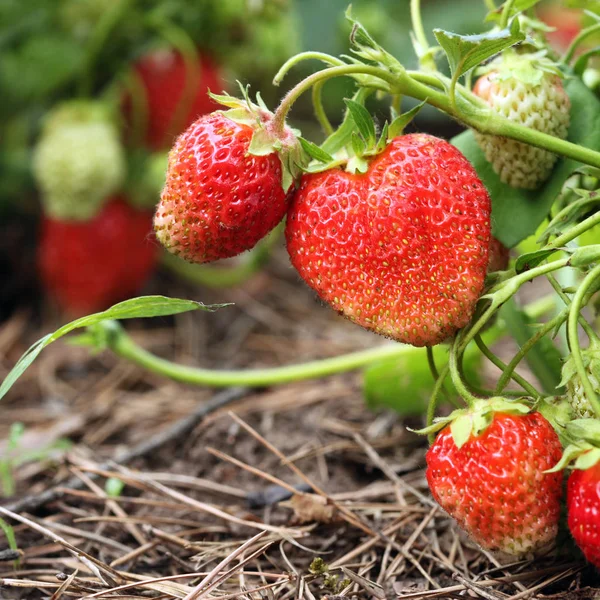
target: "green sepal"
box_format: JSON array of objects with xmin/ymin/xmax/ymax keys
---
[
  {"xmin": 210, "ymin": 85, "xmax": 306, "ymax": 193},
  {"xmin": 537, "ymin": 396, "xmax": 575, "ymax": 435},
  {"xmin": 575, "ymin": 447, "xmax": 600, "ymax": 470},
  {"xmin": 299, "ymin": 138, "xmax": 335, "ymax": 165},
  {"xmin": 567, "ymin": 418, "xmax": 600, "ymax": 445},
  {"xmin": 345, "ymin": 7, "xmax": 404, "ymax": 76},
  {"xmin": 451, "ymin": 414, "xmax": 474, "ymax": 449},
  {"xmin": 545, "ymin": 442, "xmax": 591, "ymax": 473},
  {"xmin": 569, "ymin": 244, "xmax": 600, "ymax": 267},
  {"xmin": 344, "ymin": 99, "xmax": 376, "ymax": 147},
  {"xmin": 388, "ymin": 101, "xmax": 427, "ymax": 139},
  {"xmin": 413, "ymin": 397, "xmax": 532, "ymax": 448},
  {"xmin": 474, "ymin": 48, "xmax": 563, "ymax": 85}
]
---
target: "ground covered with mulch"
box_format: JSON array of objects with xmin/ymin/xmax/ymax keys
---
[{"xmin": 1, "ymin": 248, "xmax": 599, "ymax": 599}]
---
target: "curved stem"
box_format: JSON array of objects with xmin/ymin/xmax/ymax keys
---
[
  {"xmin": 426, "ymin": 363, "xmax": 450, "ymax": 443},
  {"xmin": 546, "ymin": 273, "xmax": 598, "ymax": 341},
  {"xmin": 458, "ymin": 257, "xmax": 571, "ymax": 355},
  {"xmin": 271, "ymin": 64, "xmax": 399, "ymax": 134},
  {"xmin": 449, "ymin": 338, "xmax": 478, "ymax": 407},
  {"xmin": 474, "ymin": 334, "xmax": 540, "ymax": 397},
  {"xmin": 563, "ymin": 22, "xmax": 600, "ymax": 65},
  {"xmin": 499, "ymin": 0, "xmax": 516, "ymax": 29},
  {"xmin": 273, "ymin": 52, "xmax": 346, "ymax": 86},
  {"xmin": 495, "ymin": 310, "xmax": 566, "ymax": 396},
  {"xmin": 548, "ymin": 211, "xmax": 600, "ymax": 249},
  {"xmin": 105, "ymin": 324, "xmax": 415, "ymax": 387},
  {"xmin": 567, "ymin": 263, "xmax": 600, "ymax": 417},
  {"xmin": 312, "ymin": 81, "xmax": 334, "ymax": 136},
  {"xmin": 410, "ymin": 0, "xmax": 436, "ymax": 71},
  {"xmin": 270, "ymin": 61, "xmax": 600, "ymax": 168}
]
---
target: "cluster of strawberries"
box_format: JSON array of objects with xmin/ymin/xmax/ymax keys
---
[
  {"xmin": 153, "ymin": 45, "xmax": 599, "ymax": 567},
  {"xmin": 33, "ymin": 49, "xmax": 223, "ymax": 315}
]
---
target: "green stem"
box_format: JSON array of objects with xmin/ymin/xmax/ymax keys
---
[
  {"xmin": 410, "ymin": 0, "xmax": 437, "ymax": 71},
  {"xmin": 499, "ymin": 0, "xmax": 516, "ymax": 29},
  {"xmin": 273, "ymin": 52, "xmax": 346, "ymax": 86},
  {"xmin": 312, "ymin": 81, "xmax": 334, "ymax": 136},
  {"xmin": 271, "ymin": 62, "xmax": 600, "ymax": 168},
  {"xmin": 458, "ymin": 257, "xmax": 572, "ymax": 355},
  {"xmin": 495, "ymin": 310, "xmax": 567, "ymax": 396},
  {"xmin": 449, "ymin": 338, "xmax": 478, "ymax": 407},
  {"xmin": 426, "ymin": 363, "xmax": 451, "ymax": 443},
  {"xmin": 563, "ymin": 22, "xmax": 600, "ymax": 65},
  {"xmin": 548, "ymin": 211, "xmax": 600, "ymax": 250},
  {"xmin": 546, "ymin": 273, "xmax": 598, "ymax": 342},
  {"xmin": 105, "ymin": 324, "xmax": 417, "ymax": 387},
  {"xmin": 567, "ymin": 263, "xmax": 600, "ymax": 417},
  {"xmin": 474, "ymin": 334, "xmax": 540, "ymax": 397},
  {"xmin": 484, "ymin": 0, "xmax": 497, "ymax": 11},
  {"xmin": 161, "ymin": 225, "xmax": 281, "ymax": 288}
]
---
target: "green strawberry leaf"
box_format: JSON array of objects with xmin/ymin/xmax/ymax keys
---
[
  {"xmin": 344, "ymin": 99, "xmax": 376, "ymax": 147},
  {"xmin": 567, "ymin": 418, "xmax": 600, "ymax": 445},
  {"xmin": 433, "ymin": 19, "xmax": 524, "ymax": 80},
  {"xmin": 299, "ymin": 137, "xmax": 335, "ymax": 164},
  {"xmin": 452, "ymin": 77, "xmax": 600, "ymax": 248},
  {"xmin": 450, "ymin": 414, "xmax": 474, "ymax": 449},
  {"xmin": 574, "ymin": 447, "xmax": 600, "ymax": 470},
  {"xmin": 515, "ymin": 248, "xmax": 562, "ymax": 274},
  {"xmin": 0, "ymin": 296, "xmax": 228, "ymax": 403}
]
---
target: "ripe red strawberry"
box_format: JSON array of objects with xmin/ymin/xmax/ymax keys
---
[
  {"xmin": 538, "ymin": 2, "xmax": 583, "ymax": 52},
  {"xmin": 472, "ymin": 52, "xmax": 571, "ymax": 190},
  {"xmin": 39, "ymin": 197, "xmax": 157, "ymax": 315},
  {"xmin": 127, "ymin": 49, "xmax": 224, "ymax": 150},
  {"xmin": 155, "ymin": 95, "xmax": 303, "ymax": 264},
  {"xmin": 285, "ymin": 133, "xmax": 491, "ymax": 347},
  {"xmin": 426, "ymin": 409, "xmax": 563, "ymax": 556},
  {"xmin": 568, "ymin": 460, "xmax": 600, "ymax": 569}
]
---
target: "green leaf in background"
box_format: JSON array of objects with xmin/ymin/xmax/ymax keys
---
[
  {"xmin": 499, "ymin": 299, "xmax": 563, "ymax": 395},
  {"xmin": 453, "ymin": 78, "xmax": 600, "ymax": 248},
  {"xmin": 363, "ymin": 340, "xmax": 485, "ymax": 415},
  {"xmin": 486, "ymin": 0, "xmax": 543, "ymax": 23},
  {"xmin": 433, "ymin": 19, "xmax": 524, "ymax": 80},
  {"xmin": 0, "ymin": 296, "xmax": 228, "ymax": 403},
  {"xmin": 0, "ymin": 36, "xmax": 83, "ymax": 104}
]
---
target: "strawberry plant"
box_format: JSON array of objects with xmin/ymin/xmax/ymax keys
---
[{"xmin": 3, "ymin": 0, "xmax": 600, "ymax": 573}]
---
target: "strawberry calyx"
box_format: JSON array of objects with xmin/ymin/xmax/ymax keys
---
[
  {"xmin": 547, "ymin": 418, "xmax": 600, "ymax": 473},
  {"xmin": 415, "ymin": 397, "xmax": 531, "ymax": 449},
  {"xmin": 209, "ymin": 86, "xmax": 306, "ymax": 193},
  {"xmin": 475, "ymin": 49, "xmax": 564, "ymax": 88}
]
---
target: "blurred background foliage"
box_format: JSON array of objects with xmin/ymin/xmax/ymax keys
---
[{"xmin": 0, "ymin": 0, "xmax": 582, "ymax": 319}]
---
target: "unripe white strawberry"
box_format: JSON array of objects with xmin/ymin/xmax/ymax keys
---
[
  {"xmin": 33, "ymin": 101, "xmax": 125, "ymax": 221},
  {"xmin": 473, "ymin": 52, "xmax": 571, "ymax": 190},
  {"xmin": 561, "ymin": 342, "xmax": 600, "ymax": 419}
]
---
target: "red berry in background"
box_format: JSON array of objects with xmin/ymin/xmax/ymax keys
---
[
  {"xmin": 39, "ymin": 197, "xmax": 157, "ymax": 315},
  {"xmin": 286, "ymin": 134, "xmax": 491, "ymax": 347},
  {"xmin": 567, "ymin": 461, "xmax": 600, "ymax": 569},
  {"xmin": 538, "ymin": 2, "xmax": 582, "ymax": 52},
  {"xmin": 426, "ymin": 411, "xmax": 563, "ymax": 556},
  {"xmin": 126, "ymin": 48, "xmax": 224, "ymax": 151},
  {"xmin": 488, "ymin": 236, "xmax": 510, "ymax": 272},
  {"xmin": 155, "ymin": 97, "xmax": 303, "ymax": 264}
]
